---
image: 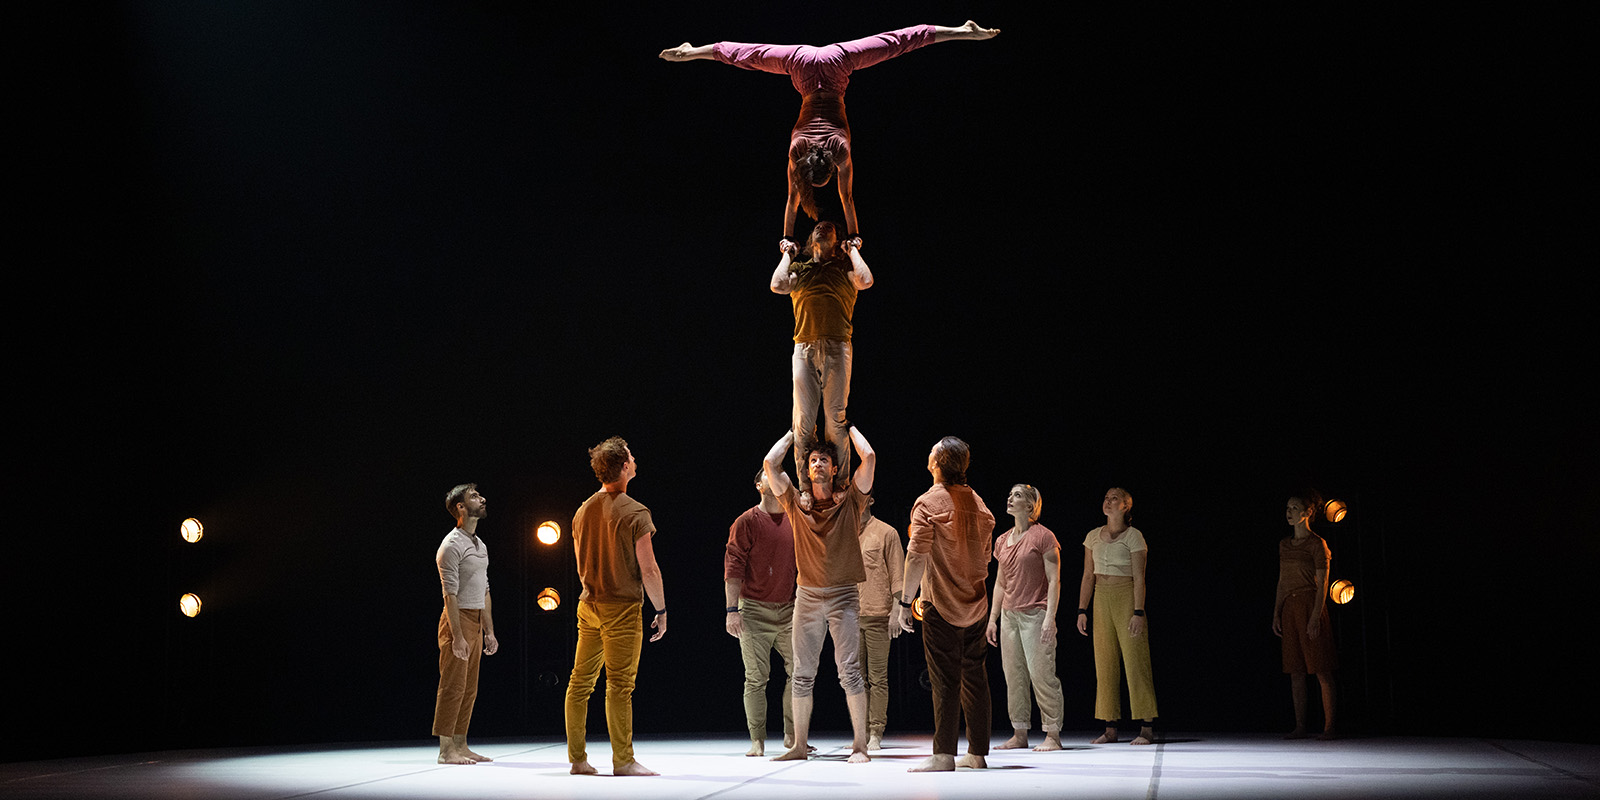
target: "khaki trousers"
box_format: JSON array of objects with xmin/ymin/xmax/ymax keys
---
[
  {"xmin": 859, "ymin": 614, "xmax": 891, "ymax": 736},
  {"xmin": 738, "ymin": 599, "xmax": 797, "ymax": 740}
]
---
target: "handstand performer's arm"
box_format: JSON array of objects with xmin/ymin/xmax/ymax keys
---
[{"xmin": 837, "ymin": 159, "xmax": 858, "ymax": 241}]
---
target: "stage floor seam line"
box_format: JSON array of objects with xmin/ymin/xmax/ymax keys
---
[{"xmin": 1482, "ymin": 738, "xmax": 1600, "ymax": 788}]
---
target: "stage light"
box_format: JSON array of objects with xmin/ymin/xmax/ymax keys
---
[
  {"xmin": 1329, "ymin": 579, "xmax": 1355, "ymax": 604},
  {"xmin": 912, "ymin": 597, "xmax": 929, "ymax": 622},
  {"xmin": 537, "ymin": 588, "xmax": 561, "ymax": 611},
  {"xmin": 1324, "ymin": 499, "xmax": 1348, "ymax": 523},
  {"xmin": 179, "ymin": 593, "xmax": 203, "ymax": 617},
  {"xmin": 181, "ymin": 518, "xmax": 204, "ymax": 543},
  {"xmin": 536, "ymin": 521, "xmax": 561, "ymax": 545}
]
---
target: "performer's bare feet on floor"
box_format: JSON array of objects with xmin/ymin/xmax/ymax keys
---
[
  {"xmin": 995, "ymin": 730, "xmax": 1029, "ymax": 749},
  {"xmin": 569, "ymin": 760, "xmax": 598, "ymax": 775},
  {"xmin": 1034, "ymin": 733, "xmax": 1063, "ymax": 751},
  {"xmin": 955, "ymin": 754, "xmax": 987, "ymax": 769},
  {"xmin": 1131, "ymin": 726, "xmax": 1155, "ymax": 746},
  {"xmin": 909, "ymin": 753, "xmax": 954, "ymax": 772},
  {"xmin": 1091, "ymin": 728, "xmax": 1118, "ymax": 744},
  {"xmin": 613, "ymin": 760, "xmax": 659, "ymax": 776},
  {"xmin": 437, "ymin": 752, "xmax": 474, "ymax": 765},
  {"xmin": 747, "ymin": 740, "xmax": 765, "ymax": 757},
  {"xmin": 772, "ymin": 744, "xmax": 809, "ymax": 761},
  {"xmin": 867, "ymin": 733, "xmax": 883, "ymax": 751}
]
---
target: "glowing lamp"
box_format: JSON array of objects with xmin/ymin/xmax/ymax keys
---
[
  {"xmin": 179, "ymin": 593, "xmax": 203, "ymax": 617},
  {"xmin": 537, "ymin": 587, "xmax": 561, "ymax": 611},
  {"xmin": 180, "ymin": 518, "xmax": 204, "ymax": 543},
  {"xmin": 536, "ymin": 521, "xmax": 562, "ymax": 545},
  {"xmin": 1324, "ymin": 499, "xmax": 1348, "ymax": 523},
  {"xmin": 1329, "ymin": 579, "xmax": 1355, "ymax": 605},
  {"xmin": 912, "ymin": 597, "xmax": 929, "ymax": 622}
]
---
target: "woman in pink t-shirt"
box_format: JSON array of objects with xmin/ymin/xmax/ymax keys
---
[
  {"xmin": 660, "ymin": 21, "xmax": 999, "ymax": 247},
  {"xmin": 985, "ymin": 484, "xmax": 1065, "ymax": 751}
]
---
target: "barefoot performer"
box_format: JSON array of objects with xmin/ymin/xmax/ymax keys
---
[
  {"xmin": 660, "ymin": 21, "xmax": 999, "ymax": 245},
  {"xmin": 1076, "ymin": 488, "xmax": 1159, "ymax": 746},
  {"xmin": 987, "ymin": 484, "xmax": 1065, "ymax": 752},
  {"xmin": 433, "ymin": 484, "xmax": 499, "ymax": 765}
]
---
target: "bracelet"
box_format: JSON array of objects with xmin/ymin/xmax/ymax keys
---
[
  {"xmin": 654, "ymin": 609, "xmax": 667, "ymax": 616},
  {"xmin": 899, "ymin": 599, "xmax": 914, "ymax": 609},
  {"xmin": 1077, "ymin": 608, "xmax": 1088, "ymax": 615},
  {"xmin": 1133, "ymin": 609, "xmax": 1145, "ymax": 617},
  {"xmin": 724, "ymin": 606, "xmax": 739, "ymax": 614}
]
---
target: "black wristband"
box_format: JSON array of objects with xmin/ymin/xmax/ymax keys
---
[
  {"xmin": 1133, "ymin": 609, "xmax": 1145, "ymax": 617},
  {"xmin": 724, "ymin": 606, "xmax": 739, "ymax": 614},
  {"xmin": 899, "ymin": 599, "xmax": 914, "ymax": 609},
  {"xmin": 654, "ymin": 609, "xmax": 667, "ymax": 616},
  {"xmin": 1077, "ymin": 608, "xmax": 1088, "ymax": 616}
]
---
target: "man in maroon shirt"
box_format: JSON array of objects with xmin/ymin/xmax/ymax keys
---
[{"xmin": 723, "ymin": 469, "xmax": 800, "ymax": 757}]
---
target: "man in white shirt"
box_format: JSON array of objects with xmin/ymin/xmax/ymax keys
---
[{"xmin": 434, "ymin": 483, "xmax": 499, "ymax": 764}]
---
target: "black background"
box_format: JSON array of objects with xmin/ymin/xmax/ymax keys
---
[{"xmin": 11, "ymin": 2, "xmax": 1593, "ymax": 761}]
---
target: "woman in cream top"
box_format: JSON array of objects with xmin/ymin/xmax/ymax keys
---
[{"xmin": 1075, "ymin": 487, "xmax": 1158, "ymax": 745}]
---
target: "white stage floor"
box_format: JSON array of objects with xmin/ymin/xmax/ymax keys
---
[{"xmin": 2, "ymin": 733, "xmax": 1595, "ymax": 800}]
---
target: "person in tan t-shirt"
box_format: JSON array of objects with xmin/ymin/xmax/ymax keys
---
[
  {"xmin": 566, "ymin": 437, "xmax": 668, "ymax": 777},
  {"xmin": 769, "ymin": 221, "xmax": 873, "ymax": 505},
  {"xmin": 1273, "ymin": 490, "xmax": 1338, "ymax": 739},
  {"xmin": 761, "ymin": 425, "xmax": 877, "ymax": 764}
]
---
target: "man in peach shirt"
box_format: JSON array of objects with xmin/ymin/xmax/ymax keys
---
[{"xmin": 899, "ymin": 437, "xmax": 995, "ymax": 771}]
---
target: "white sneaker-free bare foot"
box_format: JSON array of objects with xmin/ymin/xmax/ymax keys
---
[
  {"xmin": 955, "ymin": 754, "xmax": 987, "ymax": 769},
  {"xmin": 867, "ymin": 734, "xmax": 883, "ymax": 751},
  {"xmin": 437, "ymin": 751, "xmax": 474, "ymax": 765},
  {"xmin": 746, "ymin": 740, "xmax": 765, "ymax": 757},
  {"xmin": 1131, "ymin": 727, "xmax": 1155, "ymax": 746},
  {"xmin": 909, "ymin": 753, "xmax": 955, "ymax": 772},
  {"xmin": 995, "ymin": 730, "xmax": 1029, "ymax": 749},
  {"xmin": 848, "ymin": 748, "xmax": 870, "ymax": 763},
  {"xmin": 1034, "ymin": 733, "xmax": 1063, "ymax": 751},
  {"xmin": 569, "ymin": 760, "xmax": 598, "ymax": 775},
  {"xmin": 1091, "ymin": 729, "xmax": 1118, "ymax": 744},
  {"xmin": 462, "ymin": 748, "xmax": 492, "ymax": 762},
  {"xmin": 614, "ymin": 760, "xmax": 658, "ymax": 776},
  {"xmin": 771, "ymin": 744, "xmax": 809, "ymax": 761}
]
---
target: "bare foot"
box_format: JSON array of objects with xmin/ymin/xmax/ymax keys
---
[
  {"xmin": 1131, "ymin": 727, "xmax": 1155, "ymax": 746},
  {"xmin": 462, "ymin": 748, "xmax": 492, "ymax": 763},
  {"xmin": 614, "ymin": 760, "xmax": 658, "ymax": 776},
  {"xmin": 1034, "ymin": 733, "xmax": 1063, "ymax": 751},
  {"xmin": 1091, "ymin": 731, "xmax": 1118, "ymax": 744},
  {"xmin": 658, "ymin": 43, "xmax": 694, "ymax": 61},
  {"xmin": 784, "ymin": 734, "xmax": 795, "ymax": 749},
  {"xmin": 437, "ymin": 752, "xmax": 474, "ymax": 765},
  {"xmin": 1284, "ymin": 728, "xmax": 1310, "ymax": 740},
  {"xmin": 867, "ymin": 734, "xmax": 883, "ymax": 752},
  {"xmin": 955, "ymin": 754, "xmax": 987, "ymax": 769},
  {"xmin": 771, "ymin": 745, "xmax": 809, "ymax": 761},
  {"xmin": 1316, "ymin": 728, "xmax": 1338, "ymax": 741},
  {"xmin": 847, "ymin": 748, "xmax": 870, "ymax": 764},
  {"xmin": 746, "ymin": 740, "xmax": 765, "ymax": 757},
  {"xmin": 569, "ymin": 760, "xmax": 598, "ymax": 775},
  {"xmin": 909, "ymin": 753, "xmax": 955, "ymax": 772},
  {"xmin": 961, "ymin": 20, "xmax": 1001, "ymax": 40},
  {"xmin": 995, "ymin": 731, "xmax": 1029, "ymax": 750}
]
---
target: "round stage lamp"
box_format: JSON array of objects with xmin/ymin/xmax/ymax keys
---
[
  {"xmin": 179, "ymin": 593, "xmax": 203, "ymax": 617},
  {"xmin": 1324, "ymin": 499, "xmax": 1348, "ymax": 523},
  {"xmin": 912, "ymin": 597, "xmax": 929, "ymax": 622},
  {"xmin": 537, "ymin": 587, "xmax": 561, "ymax": 611},
  {"xmin": 536, "ymin": 521, "xmax": 562, "ymax": 545},
  {"xmin": 1329, "ymin": 579, "xmax": 1355, "ymax": 605},
  {"xmin": 180, "ymin": 518, "xmax": 204, "ymax": 543}
]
